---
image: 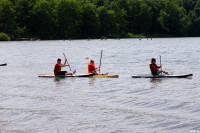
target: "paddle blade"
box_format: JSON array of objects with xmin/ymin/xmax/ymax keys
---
[{"xmin": 63, "ymin": 53, "xmax": 67, "ymax": 59}]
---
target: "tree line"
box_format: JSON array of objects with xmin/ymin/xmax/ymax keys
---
[{"xmin": 0, "ymin": 0, "xmax": 200, "ymax": 40}]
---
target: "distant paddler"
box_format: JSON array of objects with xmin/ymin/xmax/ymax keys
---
[
  {"xmin": 149, "ymin": 58, "xmax": 173, "ymax": 75},
  {"xmin": 87, "ymin": 60, "xmax": 108, "ymax": 75},
  {"xmin": 54, "ymin": 58, "xmax": 76, "ymax": 76}
]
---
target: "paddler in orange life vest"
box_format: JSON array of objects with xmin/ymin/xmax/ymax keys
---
[
  {"xmin": 54, "ymin": 58, "xmax": 76, "ymax": 75},
  {"xmin": 88, "ymin": 60, "xmax": 108, "ymax": 75},
  {"xmin": 149, "ymin": 58, "xmax": 172, "ymax": 75}
]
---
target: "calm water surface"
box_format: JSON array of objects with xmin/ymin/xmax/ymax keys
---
[{"xmin": 0, "ymin": 38, "xmax": 200, "ymax": 133}]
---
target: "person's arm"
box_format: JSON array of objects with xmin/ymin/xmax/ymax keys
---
[
  {"xmin": 150, "ymin": 64, "xmax": 158, "ymax": 71},
  {"xmin": 60, "ymin": 59, "xmax": 69, "ymax": 67},
  {"xmin": 95, "ymin": 66, "xmax": 100, "ymax": 71},
  {"xmin": 154, "ymin": 64, "xmax": 161, "ymax": 69},
  {"xmin": 60, "ymin": 64, "xmax": 69, "ymax": 67},
  {"xmin": 95, "ymin": 66, "xmax": 100, "ymax": 69}
]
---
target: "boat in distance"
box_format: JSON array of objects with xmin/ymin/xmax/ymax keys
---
[
  {"xmin": 132, "ymin": 74, "xmax": 193, "ymax": 78},
  {"xmin": 0, "ymin": 63, "xmax": 7, "ymax": 66}
]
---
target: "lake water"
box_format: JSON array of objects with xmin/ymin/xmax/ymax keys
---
[{"xmin": 0, "ymin": 38, "xmax": 200, "ymax": 133}]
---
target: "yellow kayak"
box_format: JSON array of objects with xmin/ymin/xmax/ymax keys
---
[{"xmin": 91, "ymin": 74, "xmax": 119, "ymax": 78}]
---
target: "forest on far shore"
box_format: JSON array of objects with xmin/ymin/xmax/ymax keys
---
[{"xmin": 0, "ymin": 0, "xmax": 200, "ymax": 40}]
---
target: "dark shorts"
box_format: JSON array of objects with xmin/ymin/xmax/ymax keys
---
[{"xmin": 56, "ymin": 71, "xmax": 67, "ymax": 75}]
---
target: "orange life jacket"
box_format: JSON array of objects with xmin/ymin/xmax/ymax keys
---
[
  {"xmin": 88, "ymin": 62, "xmax": 96, "ymax": 73},
  {"xmin": 54, "ymin": 63, "xmax": 61, "ymax": 75}
]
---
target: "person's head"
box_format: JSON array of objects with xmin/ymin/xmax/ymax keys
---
[
  {"xmin": 90, "ymin": 60, "xmax": 94, "ymax": 64},
  {"xmin": 151, "ymin": 58, "xmax": 156, "ymax": 64},
  {"xmin": 57, "ymin": 58, "xmax": 61, "ymax": 63}
]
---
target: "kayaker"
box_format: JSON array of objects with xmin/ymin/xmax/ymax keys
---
[
  {"xmin": 54, "ymin": 58, "xmax": 76, "ymax": 75},
  {"xmin": 149, "ymin": 58, "xmax": 172, "ymax": 75},
  {"xmin": 88, "ymin": 60, "xmax": 108, "ymax": 75}
]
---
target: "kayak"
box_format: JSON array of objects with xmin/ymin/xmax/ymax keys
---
[
  {"xmin": 91, "ymin": 74, "xmax": 119, "ymax": 78},
  {"xmin": 38, "ymin": 73, "xmax": 95, "ymax": 78},
  {"xmin": 132, "ymin": 74, "xmax": 193, "ymax": 78},
  {"xmin": 0, "ymin": 63, "xmax": 7, "ymax": 66}
]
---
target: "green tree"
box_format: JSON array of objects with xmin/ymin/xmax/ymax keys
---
[
  {"xmin": 0, "ymin": 32, "xmax": 10, "ymax": 41},
  {"xmin": 156, "ymin": 0, "xmax": 191, "ymax": 36},
  {"xmin": 175, "ymin": 0, "xmax": 196, "ymax": 12},
  {"xmin": 169, "ymin": 2, "xmax": 191, "ymax": 36},
  {"xmin": 29, "ymin": 0, "xmax": 56, "ymax": 39},
  {"xmin": 194, "ymin": 0, "xmax": 200, "ymax": 16},
  {"xmin": 81, "ymin": 3, "xmax": 100, "ymax": 38},
  {"xmin": 144, "ymin": 0, "xmax": 165, "ymax": 34},
  {"xmin": 56, "ymin": 0, "xmax": 82, "ymax": 39},
  {"xmin": 97, "ymin": 1, "xmax": 128, "ymax": 38},
  {"xmin": 1, "ymin": 0, "xmax": 199, "ymax": 39},
  {"xmin": 13, "ymin": 0, "xmax": 36, "ymax": 38},
  {"xmin": 97, "ymin": 6, "xmax": 119, "ymax": 37},
  {"xmin": 106, "ymin": 1, "xmax": 128, "ymax": 37},
  {"xmin": 189, "ymin": 0, "xmax": 200, "ymax": 36},
  {"xmin": 96, "ymin": 0, "xmax": 109, "ymax": 7},
  {"xmin": 157, "ymin": 9, "xmax": 170, "ymax": 33},
  {"xmin": 0, "ymin": 0, "xmax": 16, "ymax": 34},
  {"xmin": 127, "ymin": 0, "xmax": 153, "ymax": 34},
  {"xmin": 14, "ymin": 0, "xmax": 35, "ymax": 27},
  {"xmin": 97, "ymin": 6, "xmax": 109, "ymax": 36}
]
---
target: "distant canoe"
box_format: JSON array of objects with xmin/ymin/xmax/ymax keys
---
[{"xmin": 0, "ymin": 63, "xmax": 7, "ymax": 66}]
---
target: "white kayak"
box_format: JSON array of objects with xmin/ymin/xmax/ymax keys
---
[
  {"xmin": 132, "ymin": 74, "xmax": 193, "ymax": 78},
  {"xmin": 38, "ymin": 73, "xmax": 95, "ymax": 78}
]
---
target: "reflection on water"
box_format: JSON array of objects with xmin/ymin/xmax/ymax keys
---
[
  {"xmin": 150, "ymin": 78, "xmax": 163, "ymax": 89},
  {"xmin": 88, "ymin": 78, "xmax": 96, "ymax": 86},
  {"xmin": 54, "ymin": 77, "xmax": 63, "ymax": 85}
]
